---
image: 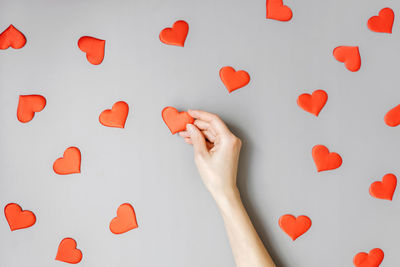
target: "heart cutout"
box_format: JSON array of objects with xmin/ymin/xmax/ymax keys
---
[
  {"xmin": 384, "ymin": 104, "xmax": 400, "ymax": 127},
  {"xmin": 17, "ymin": 95, "xmax": 46, "ymax": 123},
  {"xmin": 353, "ymin": 248, "xmax": 384, "ymax": 267},
  {"xmin": 266, "ymin": 0, "xmax": 293, "ymax": 21},
  {"xmin": 333, "ymin": 46, "xmax": 361, "ymax": 72},
  {"xmin": 162, "ymin": 107, "xmax": 194, "ymax": 134},
  {"xmin": 297, "ymin": 90, "xmax": 328, "ymax": 116},
  {"xmin": 53, "ymin": 147, "xmax": 81, "ymax": 175},
  {"xmin": 159, "ymin": 20, "xmax": 189, "ymax": 47},
  {"xmin": 4, "ymin": 203, "xmax": 36, "ymax": 231},
  {"xmin": 78, "ymin": 36, "xmax": 105, "ymax": 65},
  {"xmin": 368, "ymin": 8, "xmax": 394, "ymax": 34},
  {"xmin": 55, "ymin": 238, "xmax": 83, "ymax": 264},
  {"xmin": 312, "ymin": 145, "xmax": 342, "ymax": 172},
  {"xmin": 369, "ymin": 173, "xmax": 397, "ymax": 201},
  {"xmin": 0, "ymin": 25, "xmax": 26, "ymax": 50},
  {"xmin": 219, "ymin": 66, "xmax": 250, "ymax": 93},
  {"xmin": 279, "ymin": 214, "xmax": 311, "ymax": 241},
  {"xmin": 99, "ymin": 101, "xmax": 129, "ymax": 128},
  {"xmin": 110, "ymin": 203, "xmax": 138, "ymax": 234}
]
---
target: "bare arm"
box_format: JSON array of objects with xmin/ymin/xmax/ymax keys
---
[{"xmin": 179, "ymin": 110, "xmax": 276, "ymax": 267}]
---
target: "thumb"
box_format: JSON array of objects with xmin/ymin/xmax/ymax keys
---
[{"xmin": 186, "ymin": 124, "xmax": 208, "ymax": 157}]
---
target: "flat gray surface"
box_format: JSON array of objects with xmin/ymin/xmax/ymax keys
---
[{"xmin": 1, "ymin": 0, "xmax": 400, "ymax": 266}]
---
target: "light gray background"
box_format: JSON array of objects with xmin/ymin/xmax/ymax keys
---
[{"xmin": 1, "ymin": 0, "xmax": 400, "ymax": 266}]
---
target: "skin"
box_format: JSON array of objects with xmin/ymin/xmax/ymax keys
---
[{"xmin": 179, "ymin": 110, "xmax": 276, "ymax": 267}]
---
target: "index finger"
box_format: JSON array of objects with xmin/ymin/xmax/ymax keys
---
[{"xmin": 188, "ymin": 110, "xmax": 230, "ymax": 135}]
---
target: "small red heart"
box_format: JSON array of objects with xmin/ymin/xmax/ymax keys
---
[
  {"xmin": 55, "ymin": 238, "xmax": 83, "ymax": 264},
  {"xmin": 297, "ymin": 90, "xmax": 328, "ymax": 116},
  {"xmin": 353, "ymin": 248, "xmax": 384, "ymax": 267},
  {"xmin": 162, "ymin": 107, "xmax": 194, "ymax": 134},
  {"xmin": 110, "ymin": 203, "xmax": 138, "ymax": 234},
  {"xmin": 279, "ymin": 214, "xmax": 311, "ymax": 241},
  {"xmin": 78, "ymin": 36, "xmax": 105, "ymax": 65},
  {"xmin": 159, "ymin": 20, "xmax": 189, "ymax": 47},
  {"xmin": 266, "ymin": 0, "xmax": 293, "ymax": 21},
  {"xmin": 0, "ymin": 25, "xmax": 26, "ymax": 50},
  {"xmin": 53, "ymin": 147, "xmax": 81, "ymax": 175},
  {"xmin": 4, "ymin": 203, "xmax": 36, "ymax": 231},
  {"xmin": 17, "ymin": 95, "xmax": 46, "ymax": 123},
  {"xmin": 369, "ymin": 173, "xmax": 397, "ymax": 201},
  {"xmin": 99, "ymin": 101, "xmax": 129, "ymax": 128},
  {"xmin": 384, "ymin": 104, "xmax": 400, "ymax": 127},
  {"xmin": 368, "ymin": 8, "xmax": 394, "ymax": 34},
  {"xmin": 312, "ymin": 145, "xmax": 342, "ymax": 172},
  {"xmin": 219, "ymin": 66, "xmax": 250, "ymax": 93},
  {"xmin": 333, "ymin": 46, "xmax": 361, "ymax": 72}
]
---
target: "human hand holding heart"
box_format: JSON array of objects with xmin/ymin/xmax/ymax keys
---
[{"xmin": 162, "ymin": 106, "xmax": 194, "ymax": 134}]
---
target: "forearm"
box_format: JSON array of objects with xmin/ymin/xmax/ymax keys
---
[{"xmin": 215, "ymin": 188, "xmax": 276, "ymax": 267}]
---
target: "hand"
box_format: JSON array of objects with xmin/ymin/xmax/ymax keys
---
[{"xmin": 179, "ymin": 110, "xmax": 242, "ymax": 203}]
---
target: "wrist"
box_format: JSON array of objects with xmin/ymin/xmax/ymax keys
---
[{"xmin": 213, "ymin": 186, "xmax": 241, "ymax": 210}]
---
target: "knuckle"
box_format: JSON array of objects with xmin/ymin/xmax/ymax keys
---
[
  {"xmin": 210, "ymin": 114, "xmax": 220, "ymax": 122},
  {"xmin": 226, "ymin": 135, "xmax": 241, "ymax": 147}
]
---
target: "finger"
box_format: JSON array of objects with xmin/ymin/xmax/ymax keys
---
[
  {"xmin": 202, "ymin": 130, "xmax": 216, "ymax": 142},
  {"xmin": 189, "ymin": 110, "xmax": 230, "ymax": 135},
  {"xmin": 194, "ymin": 120, "xmax": 215, "ymax": 134},
  {"xmin": 186, "ymin": 124, "xmax": 208, "ymax": 157},
  {"xmin": 179, "ymin": 131, "xmax": 190, "ymax": 138},
  {"xmin": 184, "ymin": 137, "xmax": 192, "ymax": 144},
  {"xmin": 188, "ymin": 110, "xmax": 218, "ymax": 122}
]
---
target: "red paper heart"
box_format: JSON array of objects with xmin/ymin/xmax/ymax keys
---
[
  {"xmin": 159, "ymin": 20, "xmax": 189, "ymax": 47},
  {"xmin": 162, "ymin": 107, "xmax": 194, "ymax": 134},
  {"xmin": 219, "ymin": 66, "xmax": 250, "ymax": 93},
  {"xmin": 368, "ymin": 8, "xmax": 394, "ymax": 34},
  {"xmin": 78, "ymin": 36, "xmax": 105, "ymax": 65},
  {"xmin": 297, "ymin": 90, "xmax": 328, "ymax": 116},
  {"xmin": 369, "ymin": 173, "xmax": 397, "ymax": 201},
  {"xmin": 333, "ymin": 46, "xmax": 361, "ymax": 72},
  {"xmin": 279, "ymin": 214, "xmax": 311, "ymax": 241},
  {"xmin": 55, "ymin": 238, "xmax": 83, "ymax": 264},
  {"xmin": 384, "ymin": 104, "xmax": 400, "ymax": 127},
  {"xmin": 110, "ymin": 203, "xmax": 138, "ymax": 234},
  {"xmin": 53, "ymin": 147, "xmax": 81, "ymax": 175},
  {"xmin": 266, "ymin": 0, "xmax": 293, "ymax": 21},
  {"xmin": 4, "ymin": 203, "xmax": 36, "ymax": 231},
  {"xmin": 312, "ymin": 145, "xmax": 342, "ymax": 172},
  {"xmin": 353, "ymin": 248, "xmax": 384, "ymax": 267},
  {"xmin": 99, "ymin": 101, "xmax": 129, "ymax": 128},
  {"xmin": 17, "ymin": 95, "xmax": 46, "ymax": 123},
  {"xmin": 0, "ymin": 25, "xmax": 26, "ymax": 50}
]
